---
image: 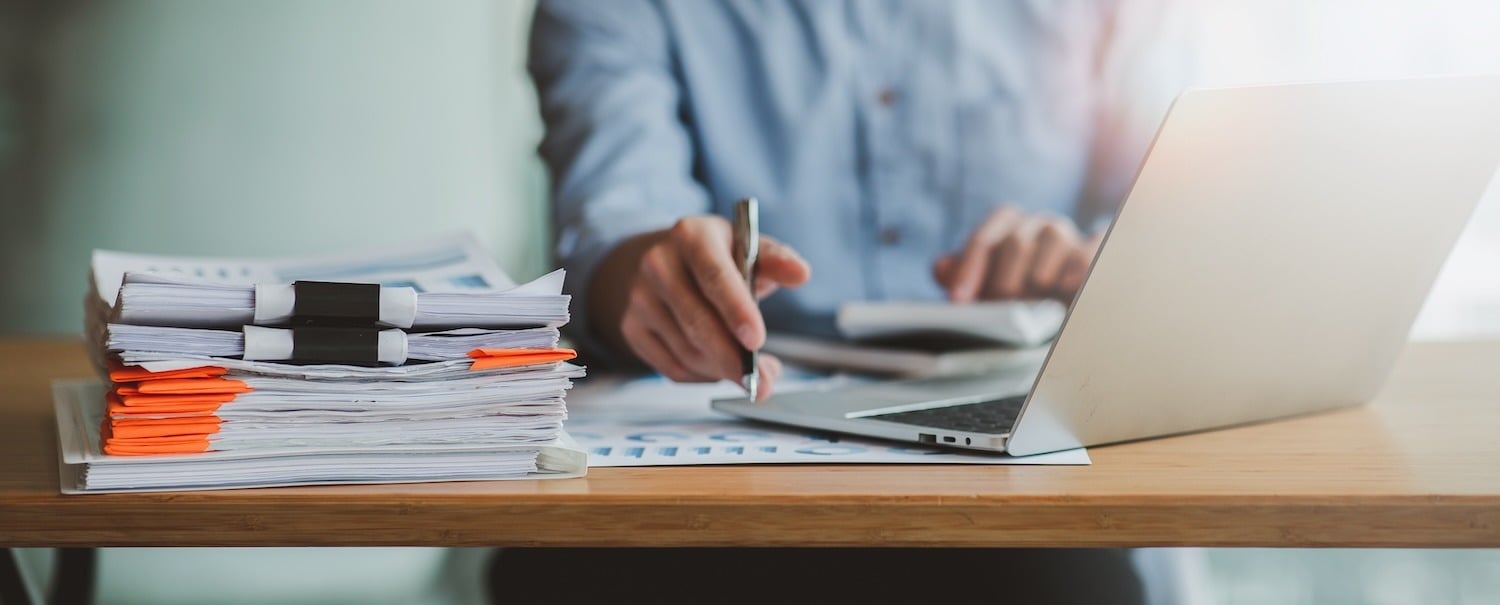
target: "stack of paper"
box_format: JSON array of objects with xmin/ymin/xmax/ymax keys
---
[
  {"xmin": 89, "ymin": 234, "xmax": 571, "ymax": 330},
  {"xmin": 57, "ymin": 234, "xmax": 589, "ymax": 493}
]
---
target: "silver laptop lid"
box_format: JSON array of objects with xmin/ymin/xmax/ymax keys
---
[{"xmin": 1007, "ymin": 75, "xmax": 1500, "ymax": 455}]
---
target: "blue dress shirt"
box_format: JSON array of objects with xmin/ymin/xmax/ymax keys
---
[{"xmin": 528, "ymin": 0, "xmax": 1187, "ymax": 358}]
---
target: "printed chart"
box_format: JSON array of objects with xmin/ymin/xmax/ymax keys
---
[{"xmin": 563, "ymin": 373, "xmax": 1088, "ymax": 467}]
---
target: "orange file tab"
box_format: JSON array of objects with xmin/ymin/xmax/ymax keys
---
[{"xmin": 467, "ymin": 348, "xmax": 577, "ymax": 371}]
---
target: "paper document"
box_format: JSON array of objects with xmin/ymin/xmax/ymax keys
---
[
  {"xmin": 565, "ymin": 373, "xmax": 1088, "ymax": 467},
  {"xmin": 94, "ymin": 358, "xmax": 583, "ymax": 455},
  {"xmin": 90, "ymin": 233, "xmax": 570, "ymax": 330},
  {"xmin": 106, "ymin": 324, "xmax": 561, "ymax": 363},
  {"xmin": 73, "ymin": 233, "xmax": 587, "ymax": 492},
  {"xmin": 837, "ymin": 299, "xmax": 1066, "ymax": 347},
  {"xmin": 54, "ymin": 380, "xmax": 588, "ymax": 493}
]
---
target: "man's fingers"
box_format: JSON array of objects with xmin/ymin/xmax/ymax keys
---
[
  {"xmin": 1057, "ymin": 247, "xmax": 1096, "ymax": 300},
  {"xmin": 949, "ymin": 207, "xmax": 1023, "ymax": 303},
  {"xmin": 1059, "ymin": 234, "xmax": 1103, "ymax": 299},
  {"xmin": 1056, "ymin": 233, "xmax": 1104, "ymax": 300},
  {"xmin": 640, "ymin": 245, "xmax": 748, "ymax": 381},
  {"xmin": 673, "ymin": 219, "xmax": 765, "ymax": 351},
  {"xmin": 613, "ymin": 214, "xmax": 813, "ymax": 383},
  {"xmin": 751, "ymin": 237, "xmax": 811, "ymax": 300},
  {"xmin": 621, "ymin": 289, "xmax": 713, "ymax": 382},
  {"xmin": 753, "ymin": 276, "xmax": 787, "ymax": 300},
  {"xmin": 626, "ymin": 323, "xmax": 696, "ymax": 383},
  {"xmin": 755, "ymin": 353, "xmax": 783, "ymax": 401},
  {"xmin": 932, "ymin": 255, "xmax": 956, "ymax": 290},
  {"xmin": 985, "ymin": 231, "xmax": 1036, "ymax": 299},
  {"xmin": 756, "ymin": 236, "xmax": 811, "ymax": 287},
  {"xmin": 1025, "ymin": 223, "xmax": 1077, "ymax": 298},
  {"xmin": 657, "ymin": 285, "xmax": 747, "ymax": 381}
]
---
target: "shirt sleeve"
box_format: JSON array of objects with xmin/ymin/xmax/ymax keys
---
[
  {"xmin": 528, "ymin": 0, "xmax": 711, "ymax": 368},
  {"xmin": 1078, "ymin": 0, "xmax": 1200, "ymax": 235}
]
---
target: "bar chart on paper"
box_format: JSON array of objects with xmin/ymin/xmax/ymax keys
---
[{"xmin": 563, "ymin": 376, "xmax": 1089, "ymax": 467}]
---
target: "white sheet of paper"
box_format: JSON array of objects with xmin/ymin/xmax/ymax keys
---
[
  {"xmin": 837, "ymin": 299, "xmax": 1067, "ymax": 347},
  {"xmin": 90, "ymin": 233, "xmax": 570, "ymax": 330},
  {"xmin": 54, "ymin": 380, "xmax": 589, "ymax": 493},
  {"xmin": 90, "ymin": 232, "xmax": 522, "ymax": 302},
  {"xmin": 564, "ymin": 372, "xmax": 1089, "ymax": 467}
]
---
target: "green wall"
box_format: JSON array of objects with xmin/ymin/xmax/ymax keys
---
[{"xmin": 0, "ymin": 0, "xmax": 548, "ymax": 336}]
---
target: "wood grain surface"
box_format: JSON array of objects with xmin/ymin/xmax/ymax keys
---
[{"xmin": 2, "ymin": 338, "xmax": 1497, "ymax": 547}]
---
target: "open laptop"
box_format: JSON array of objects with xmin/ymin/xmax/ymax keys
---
[{"xmin": 713, "ymin": 75, "xmax": 1500, "ymax": 456}]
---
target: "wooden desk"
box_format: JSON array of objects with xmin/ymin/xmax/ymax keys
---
[{"xmin": 1, "ymin": 338, "xmax": 1498, "ymax": 549}]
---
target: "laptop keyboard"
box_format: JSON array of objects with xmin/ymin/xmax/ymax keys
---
[{"xmin": 865, "ymin": 395, "xmax": 1027, "ymax": 434}]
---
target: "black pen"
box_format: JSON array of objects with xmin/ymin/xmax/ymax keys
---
[{"xmin": 733, "ymin": 198, "xmax": 760, "ymax": 400}]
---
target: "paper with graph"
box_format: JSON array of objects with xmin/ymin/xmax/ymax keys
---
[{"xmin": 563, "ymin": 373, "xmax": 1088, "ymax": 467}]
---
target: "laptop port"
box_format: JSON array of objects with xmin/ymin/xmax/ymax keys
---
[{"xmin": 918, "ymin": 433, "xmax": 936, "ymax": 444}]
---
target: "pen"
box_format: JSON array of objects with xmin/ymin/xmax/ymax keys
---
[{"xmin": 733, "ymin": 197, "xmax": 760, "ymax": 400}]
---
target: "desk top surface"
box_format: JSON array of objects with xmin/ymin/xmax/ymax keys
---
[{"xmin": 2, "ymin": 338, "xmax": 1497, "ymax": 548}]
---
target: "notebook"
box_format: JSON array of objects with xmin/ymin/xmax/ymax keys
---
[{"xmin": 763, "ymin": 300, "xmax": 1063, "ymax": 377}]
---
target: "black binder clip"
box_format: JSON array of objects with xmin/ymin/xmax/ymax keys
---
[
  {"xmin": 290, "ymin": 325, "xmax": 382, "ymax": 366},
  {"xmin": 291, "ymin": 281, "xmax": 381, "ymax": 326}
]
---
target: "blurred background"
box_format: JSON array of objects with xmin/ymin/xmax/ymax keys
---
[{"xmin": 2, "ymin": 1, "xmax": 1497, "ymax": 603}]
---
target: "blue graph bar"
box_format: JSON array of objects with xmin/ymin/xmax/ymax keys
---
[
  {"xmin": 658, "ymin": 447, "xmax": 678, "ymax": 457},
  {"xmin": 626, "ymin": 431, "xmax": 690, "ymax": 442},
  {"xmin": 710, "ymin": 431, "xmax": 771, "ymax": 442},
  {"xmin": 624, "ymin": 447, "xmax": 645, "ymax": 458},
  {"xmin": 591, "ymin": 447, "xmax": 612, "ymax": 457}
]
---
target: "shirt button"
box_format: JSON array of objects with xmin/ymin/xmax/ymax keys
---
[
  {"xmin": 878, "ymin": 226, "xmax": 901, "ymax": 245},
  {"xmin": 876, "ymin": 87, "xmax": 898, "ymax": 107}
]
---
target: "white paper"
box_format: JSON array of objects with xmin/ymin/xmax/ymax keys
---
[
  {"xmin": 54, "ymin": 380, "xmax": 588, "ymax": 493},
  {"xmin": 564, "ymin": 373, "xmax": 1089, "ymax": 467},
  {"xmin": 91, "ymin": 233, "xmax": 570, "ymax": 329},
  {"xmin": 92, "ymin": 232, "xmax": 513, "ymax": 302},
  {"xmin": 97, "ymin": 364, "xmax": 580, "ymax": 447},
  {"xmin": 837, "ymin": 299, "xmax": 1067, "ymax": 347},
  {"xmin": 764, "ymin": 331, "xmax": 1050, "ymax": 378},
  {"xmin": 107, "ymin": 324, "xmax": 560, "ymax": 363}
]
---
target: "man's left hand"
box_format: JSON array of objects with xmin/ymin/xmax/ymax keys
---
[{"xmin": 933, "ymin": 205, "xmax": 1103, "ymax": 303}]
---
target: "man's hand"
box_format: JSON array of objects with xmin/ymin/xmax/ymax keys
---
[
  {"xmin": 933, "ymin": 205, "xmax": 1102, "ymax": 303},
  {"xmin": 590, "ymin": 215, "xmax": 812, "ymax": 399}
]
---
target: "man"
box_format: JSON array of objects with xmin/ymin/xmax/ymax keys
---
[
  {"xmin": 530, "ymin": 0, "xmax": 1187, "ymax": 396},
  {"xmin": 496, "ymin": 1, "xmax": 1196, "ymax": 603}
]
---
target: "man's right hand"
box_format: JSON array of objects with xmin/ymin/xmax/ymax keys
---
[{"xmin": 590, "ymin": 215, "xmax": 812, "ymax": 399}]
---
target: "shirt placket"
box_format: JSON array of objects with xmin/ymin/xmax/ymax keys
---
[{"xmin": 859, "ymin": 8, "xmax": 935, "ymax": 301}]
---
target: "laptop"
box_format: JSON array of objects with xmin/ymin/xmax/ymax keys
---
[{"xmin": 713, "ymin": 75, "xmax": 1500, "ymax": 456}]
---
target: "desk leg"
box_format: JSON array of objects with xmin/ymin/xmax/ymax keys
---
[
  {"xmin": 49, "ymin": 549, "xmax": 94, "ymax": 605},
  {"xmin": 0, "ymin": 548, "xmax": 95, "ymax": 605},
  {"xmin": 1, "ymin": 548, "xmax": 35, "ymax": 605}
]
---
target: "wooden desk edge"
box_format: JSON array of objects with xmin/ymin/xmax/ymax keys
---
[{"xmin": 4, "ymin": 497, "xmax": 1497, "ymax": 548}]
